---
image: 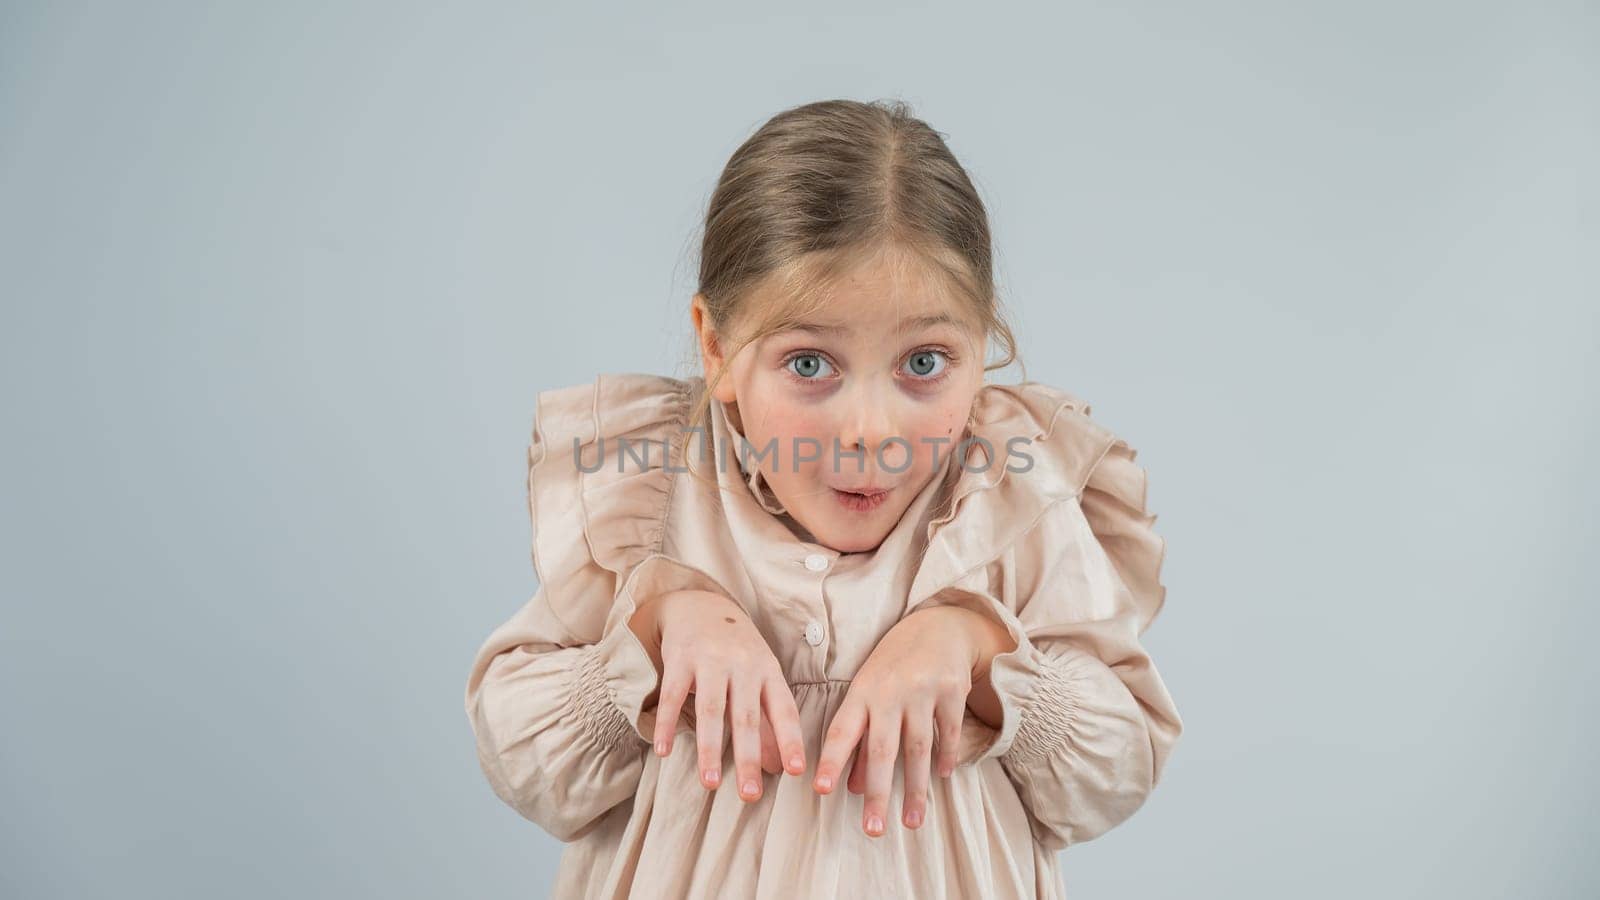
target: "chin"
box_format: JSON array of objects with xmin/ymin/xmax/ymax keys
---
[
  {"xmin": 829, "ymin": 534, "xmax": 886, "ymax": 554},
  {"xmin": 806, "ymin": 517, "xmax": 892, "ymax": 554}
]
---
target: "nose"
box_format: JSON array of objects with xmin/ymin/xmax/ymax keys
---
[{"xmin": 835, "ymin": 384, "xmax": 905, "ymax": 477}]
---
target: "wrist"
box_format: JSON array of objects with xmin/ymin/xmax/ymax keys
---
[
  {"xmin": 966, "ymin": 659, "xmax": 1005, "ymax": 729},
  {"xmin": 957, "ymin": 607, "xmax": 1014, "ymax": 676},
  {"xmin": 631, "ymin": 589, "xmax": 739, "ymax": 643},
  {"xmin": 626, "ymin": 600, "xmax": 664, "ymax": 673},
  {"xmin": 917, "ymin": 596, "xmax": 1013, "ymax": 674}
]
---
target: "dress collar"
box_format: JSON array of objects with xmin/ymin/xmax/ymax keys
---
[{"xmin": 712, "ymin": 395, "xmax": 791, "ymax": 517}]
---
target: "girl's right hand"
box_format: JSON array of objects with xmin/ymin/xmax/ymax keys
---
[{"xmin": 629, "ymin": 589, "xmax": 808, "ymax": 802}]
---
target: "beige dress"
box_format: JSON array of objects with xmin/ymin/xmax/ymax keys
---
[{"xmin": 464, "ymin": 372, "xmax": 1182, "ymax": 899}]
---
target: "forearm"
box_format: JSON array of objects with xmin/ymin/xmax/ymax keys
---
[
  {"xmin": 465, "ymin": 591, "xmax": 659, "ymax": 840},
  {"xmin": 985, "ymin": 640, "xmax": 1177, "ymax": 849}
]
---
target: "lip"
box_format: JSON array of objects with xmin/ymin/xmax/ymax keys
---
[{"xmin": 832, "ymin": 486, "xmax": 890, "ymax": 513}]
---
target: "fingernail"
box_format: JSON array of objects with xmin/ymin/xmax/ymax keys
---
[
  {"xmin": 866, "ymin": 814, "xmax": 884, "ymax": 835},
  {"xmin": 704, "ymin": 768, "xmax": 720, "ymax": 786},
  {"xmin": 655, "ymin": 740, "xmax": 668, "ymax": 756},
  {"xmin": 906, "ymin": 809, "xmax": 922, "ymax": 828},
  {"xmin": 741, "ymin": 779, "xmax": 758, "ymax": 798},
  {"xmin": 815, "ymin": 774, "xmax": 832, "ymax": 792},
  {"xmin": 789, "ymin": 754, "xmax": 804, "ymax": 772}
]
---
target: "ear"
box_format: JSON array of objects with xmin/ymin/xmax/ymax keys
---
[{"xmin": 690, "ymin": 293, "xmax": 738, "ymax": 404}]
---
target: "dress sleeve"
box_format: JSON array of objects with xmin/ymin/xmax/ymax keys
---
[
  {"xmin": 941, "ymin": 439, "xmax": 1183, "ymax": 851},
  {"xmin": 462, "ymin": 374, "xmax": 731, "ymax": 841}
]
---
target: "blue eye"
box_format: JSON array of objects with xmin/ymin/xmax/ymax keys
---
[
  {"xmin": 786, "ymin": 353, "xmax": 835, "ymax": 379},
  {"xmin": 903, "ymin": 349, "xmax": 948, "ymax": 379}
]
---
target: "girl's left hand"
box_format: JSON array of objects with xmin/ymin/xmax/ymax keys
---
[{"xmin": 811, "ymin": 602, "xmax": 1014, "ymax": 837}]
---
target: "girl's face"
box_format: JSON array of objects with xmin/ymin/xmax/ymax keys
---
[{"xmin": 694, "ymin": 254, "xmax": 986, "ymax": 554}]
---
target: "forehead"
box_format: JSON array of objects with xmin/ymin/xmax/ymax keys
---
[
  {"xmin": 778, "ymin": 310, "xmax": 963, "ymax": 338},
  {"xmin": 777, "ymin": 254, "xmax": 975, "ymax": 338}
]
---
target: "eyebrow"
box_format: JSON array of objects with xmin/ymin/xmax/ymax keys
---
[{"xmin": 781, "ymin": 313, "xmax": 962, "ymax": 336}]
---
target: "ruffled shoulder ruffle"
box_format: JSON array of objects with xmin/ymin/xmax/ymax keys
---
[
  {"xmin": 908, "ymin": 381, "xmax": 1168, "ymax": 634},
  {"xmin": 1078, "ymin": 426, "xmax": 1168, "ymax": 633},
  {"xmin": 527, "ymin": 372, "xmax": 697, "ymax": 642}
]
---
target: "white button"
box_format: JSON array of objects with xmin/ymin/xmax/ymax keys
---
[
  {"xmin": 804, "ymin": 621, "xmax": 825, "ymax": 646},
  {"xmin": 803, "ymin": 553, "xmax": 830, "ymax": 572}
]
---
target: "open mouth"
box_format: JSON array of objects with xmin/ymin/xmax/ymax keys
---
[{"xmin": 832, "ymin": 487, "xmax": 889, "ymax": 513}]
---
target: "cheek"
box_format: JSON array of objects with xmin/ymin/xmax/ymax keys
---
[
  {"xmin": 893, "ymin": 410, "xmax": 962, "ymax": 468},
  {"xmin": 745, "ymin": 411, "xmax": 830, "ymax": 481},
  {"xmin": 756, "ymin": 412, "xmax": 828, "ymax": 450},
  {"xmin": 738, "ymin": 384, "xmax": 815, "ymax": 443}
]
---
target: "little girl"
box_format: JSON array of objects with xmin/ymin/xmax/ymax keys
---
[{"xmin": 464, "ymin": 98, "xmax": 1182, "ymax": 899}]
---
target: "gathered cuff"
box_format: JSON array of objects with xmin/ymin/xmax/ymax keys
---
[
  {"xmin": 961, "ymin": 635, "xmax": 1097, "ymax": 768},
  {"xmin": 991, "ymin": 644, "xmax": 1098, "ymax": 765},
  {"xmin": 563, "ymin": 621, "xmax": 658, "ymax": 749},
  {"xmin": 560, "ymin": 611, "xmax": 652, "ymax": 746}
]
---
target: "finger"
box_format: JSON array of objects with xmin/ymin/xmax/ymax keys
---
[
  {"xmin": 933, "ymin": 693, "xmax": 965, "ymax": 779},
  {"xmin": 729, "ymin": 675, "xmax": 764, "ymax": 802},
  {"xmin": 758, "ymin": 711, "xmax": 782, "ymax": 775},
  {"xmin": 763, "ymin": 677, "xmax": 808, "ymax": 776},
  {"xmin": 846, "ymin": 741, "xmax": 866, "ymax": 795},
  {"xmin": 652, "ymin": 664, "xmax": 692, "ymax": 758},
  {"xmin": 813, "ymin": 697, "xmax": 866, "ymax": 795},
  {"xmin": 901, "ymin": 700, "xmax": 935, "ymax": 830},
  {"xmin": 862, "ymin": 708, "xmax": 901, "ymax": 838},
  {"xmin": 694, "ymin": 670, "xmax": 728, "ymax": 790}
]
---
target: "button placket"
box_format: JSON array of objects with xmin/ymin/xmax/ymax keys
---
[{"xmin": 797, "ymin": 550, "xmax": 834, "ymax": 652}]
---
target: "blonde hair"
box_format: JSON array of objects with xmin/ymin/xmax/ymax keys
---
[{"xmin": 683, "ymin": 98, "xmax": 1026, "ymax": 497}]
